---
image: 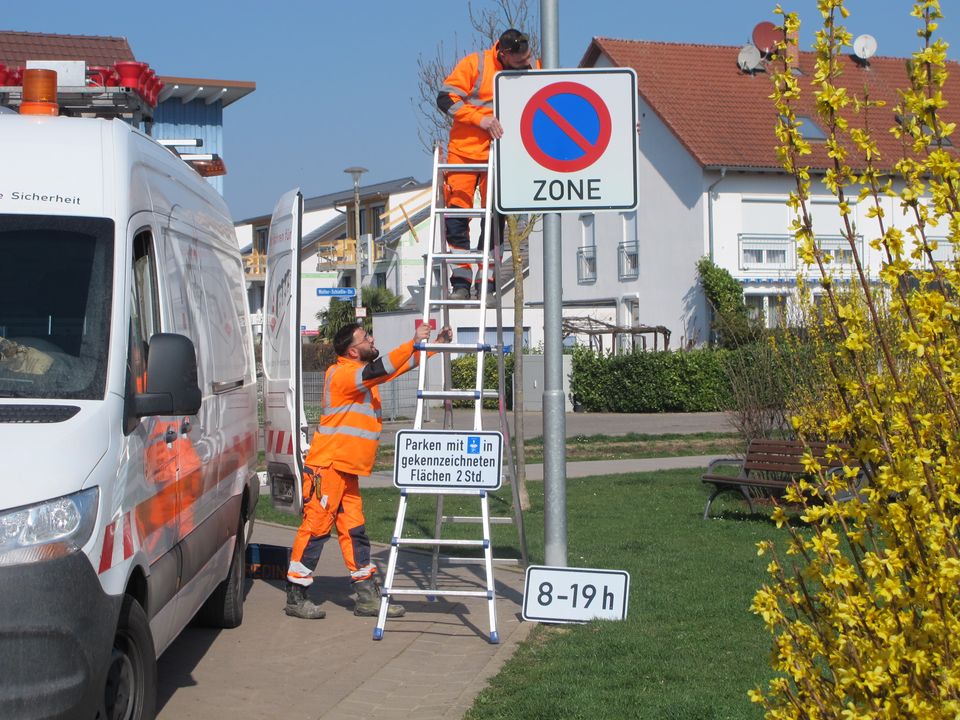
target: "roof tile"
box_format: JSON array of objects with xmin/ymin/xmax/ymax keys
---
[
  {"xmin": 586, "ymin": 37, "xmax": 960, "ymax": 172},
  {"xmin": 0, "ymin": 30, "xmax": 134, "ymax": 68}
]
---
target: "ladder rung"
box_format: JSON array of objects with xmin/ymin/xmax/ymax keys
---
[
  {"xmin": 393, "ymin": 538, "xmax": 487, "ymax": 547},
  {"xmin": 438, "ymin": 163, "xmax": 488, "ymax": 172},
  {"xmin": 386, "ymin": 588, "xmax": 492, "ymax": 598},
  {"xmin": 416, "ymin": 342, "xmax": 494, "ymax": 353},
  {"xmin": 430, "ymin": 252, "xmax": 487, "ymax": 262},
  {"xmin": 429, "ymin": 298, "xmax": 484, "ymax": 307},
  {"xmin": 418, "ymin": 389, "xmax": 498, "ymax": 400},
  {"xmin": 438, "ymin": 556, "xmax": 519, "ymax": 565},
  {"xmin": 442, "ymin": 515, "xmax": 514, "ymax": 524},
  {"xmin": 436, "ymin": 207, "xmax": 485, "ymax": 217}
]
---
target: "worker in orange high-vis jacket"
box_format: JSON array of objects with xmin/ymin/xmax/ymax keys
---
[
  {"xmin": 284, "ymin": 321, "xmax": 452, "ymax": 619},
  {"xmin": 437, "ymin": 28, "xmax": 538, "ymax": 300}
]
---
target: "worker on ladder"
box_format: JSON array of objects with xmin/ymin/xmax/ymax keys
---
[
  {"xmin": 437, "ymin": 28, "xmax": 537, "ymax": 300},
  {"xmin": 284, "ymin": 322, "xmax": 452, "ymax": 619}
]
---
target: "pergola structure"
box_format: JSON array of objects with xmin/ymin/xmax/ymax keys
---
[{"xmin": 561, "ymin": 316, "xmax": 671, "ymax": 353}]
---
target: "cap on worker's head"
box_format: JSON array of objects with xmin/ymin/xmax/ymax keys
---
[{"xmin": 498, "ymin": 29, "xmax": 529, "ymax": 55}]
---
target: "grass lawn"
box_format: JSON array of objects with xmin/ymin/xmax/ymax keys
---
[{"xmin": 256, "ymin": 468, "xmax": 779, "ymax": 719}]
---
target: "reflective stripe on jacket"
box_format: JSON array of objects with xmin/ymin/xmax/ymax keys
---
[{"xmin": 304, "ymin": 340, "xmax": 420, "ymax": 476}]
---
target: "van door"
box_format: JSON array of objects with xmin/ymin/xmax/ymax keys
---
[{"xmin": 263, "ymin": 189, "xmax": 307, "ymax": 515}]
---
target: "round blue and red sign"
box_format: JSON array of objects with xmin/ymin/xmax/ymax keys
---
[{"xmin": 519, "ymin": 81, "xmax": 612, "ymax": 173}]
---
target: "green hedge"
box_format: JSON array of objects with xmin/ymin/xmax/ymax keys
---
[
  {"xmin": 450, "ymin": 347, "xmax": 737, "ymax": 413},
  {"xmin": 569, "ymin": 346, "xmax": 734, "ymax": 412},
  {"xmin": 451, "ymin": 352, "xmax": 515, "ymax": 409}
]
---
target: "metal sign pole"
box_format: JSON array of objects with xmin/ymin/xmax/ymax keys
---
[{"xmin": 540, "ymin": 0, "xmax": 567, "ymax": 567}]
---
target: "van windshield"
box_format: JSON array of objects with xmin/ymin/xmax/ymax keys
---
[{"xmin": 0, "ymin": 215, "xmax": 113, "ymax": 400}]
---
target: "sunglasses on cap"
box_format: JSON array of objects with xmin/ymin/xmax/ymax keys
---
[{"xmin": 498, "ymin": 33, "xmax": 529, "ymax": 54}]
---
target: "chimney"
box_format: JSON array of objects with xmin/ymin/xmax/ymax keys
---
[{"xmin": 786, "ymin": 28, "xmax": 800, "ymax": 69}]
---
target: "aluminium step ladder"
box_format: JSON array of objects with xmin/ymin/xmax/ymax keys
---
[{"xmin": 374, "ymin": 147, "xmax": 528, "ymax": 643}]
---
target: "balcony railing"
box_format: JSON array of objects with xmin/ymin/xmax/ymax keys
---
[
  {"xmin": 577, "ymin": 246, "xmax": 597, "ymax": 283},
  {"xmin": 244, "ymin": 250, "xmax": 266, "ymax": 279},
  {"xmin": 737, "ymin": 233, "xmax": 866, "ymax": 274},
  {"xmin": 315, "ymin": 238, "xmax": 357, "ymax": 270},
  {"xmin": 618, "ymin": 240, "xmax": 639, "ymax": 280}
]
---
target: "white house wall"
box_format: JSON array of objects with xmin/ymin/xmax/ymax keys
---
[
  {"xmin": 525, "ymin": 94, "xmax": 709, "ymax": 349},
  {"xmin": 711, "ymin": 173, "xmax": 930, "ymax": 326}
]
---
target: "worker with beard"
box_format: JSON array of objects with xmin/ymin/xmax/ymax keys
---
[{"xmin": 284, "ymin": 321, "xmax": 452, "ymax": 619}]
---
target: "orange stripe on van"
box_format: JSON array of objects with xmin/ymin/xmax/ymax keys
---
[
  {"xmin": 122, "ymin": 512, "xmax": 134, "ymax": 559},
  {"xmin": 98, "ymin": 519, "xmax": 116, "ymax": 573}
]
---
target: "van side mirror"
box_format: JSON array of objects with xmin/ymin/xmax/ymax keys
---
[{"xmin": 132, "ymin": 333, "xmax": 202, "ymax": 417}]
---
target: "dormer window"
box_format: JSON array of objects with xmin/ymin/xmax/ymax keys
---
[
  {"xmin": 788, "ymin": 115, "xmax": 827, "ymax": 141},
  {"xmin": 894, "ymin": 114, "xmax": 953, "ymax": 147}
]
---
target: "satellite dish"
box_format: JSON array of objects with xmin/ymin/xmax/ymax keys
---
[
  {"xmin": 738, "ymin": 43, "xmax": 763, "ymax": 72},
  {"xmin": 752, "ymin": 21, "xmax": 780, "ymax": 56},
  {"xmin": 853, "ymin": 34, "xmax": 877, "ymax": 60}
]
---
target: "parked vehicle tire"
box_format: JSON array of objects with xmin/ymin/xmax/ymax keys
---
[
  {"xmin": 196, "ymin": 530, "xmax": 245, "ymax": 628},
  {"xmin": 98, "ymin": 595, "xmax": 156, "ymax": 720}
]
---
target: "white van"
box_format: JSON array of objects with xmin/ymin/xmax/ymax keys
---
[{"xmin": 0, "ymin": 111, "xmax": 259, "ymax": 719}]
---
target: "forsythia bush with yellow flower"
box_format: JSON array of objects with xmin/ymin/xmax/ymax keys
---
[{"xmin": 751, "ymin": 2, "xmax": 960, "ymax": 718}]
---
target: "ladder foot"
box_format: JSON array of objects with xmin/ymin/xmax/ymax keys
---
[
  {"xmin": 372, "ymin": 627, "xmax": 384, "ymax": 641},
  {"xmin": 489, "ymin": 631, "xmax": 500, "ymax": 645}
]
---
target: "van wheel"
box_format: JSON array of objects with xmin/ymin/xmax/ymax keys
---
[
  {"xmin": 196, "ymin": 531, "xmax": 245, "ymax": 628},
  {"xmin": 98, "ymin": 595, "xmax": 156, "ymax": 720}
]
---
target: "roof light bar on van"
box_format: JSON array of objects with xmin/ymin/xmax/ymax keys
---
[
  {"xmin": 20, "ymin": 68, "xmax": 58, "ymax": 116},
  {"xmin": 185, "ymin": 155, "xmax": 227, "ymax": 178},
  {"xmin": 157, "ymin": 139, "xmax": 204, "ymax": 148}
]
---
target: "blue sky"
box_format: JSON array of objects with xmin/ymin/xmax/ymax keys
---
[{"xmin": 6, "ymin": 1, "xmax": 958, "ymax": 220}]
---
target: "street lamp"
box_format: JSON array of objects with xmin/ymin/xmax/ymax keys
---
[{"xmin": 344, "ymin": 166, "xmax": 368, "ymax": 316}]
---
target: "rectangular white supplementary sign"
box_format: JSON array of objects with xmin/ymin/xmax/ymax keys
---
[
  {"xmin": 393, "ymin": 430, "xmax": 502, "ymax": 490},
  {"xmin": 522, "ymin": 565, "xmax": 630, "ymax": 623}
]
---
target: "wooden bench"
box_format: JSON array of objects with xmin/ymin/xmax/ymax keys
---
[{"xmin": 701, "ymin": 438, "xmax": 846, "ymax": 519}]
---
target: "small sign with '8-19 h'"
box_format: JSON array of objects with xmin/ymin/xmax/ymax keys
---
[{"xmin": 522, "ymin": 566, "xmax": 630, "ymax": 623}]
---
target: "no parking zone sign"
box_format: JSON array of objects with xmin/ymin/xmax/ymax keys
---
[{"xmin": 495, "ymin": 68, "xmax": 637, "ymax": 213}]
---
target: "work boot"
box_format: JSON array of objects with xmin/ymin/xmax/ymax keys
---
[
  {"xmin": 284, "ymin": 581, "xmax": 326, "ymax": 619},
  {"xmin": 474, "ymin": 281, "xmax": 496, "ymax": 299},
  {"xmin": 353, "ymin": 575, "xmax": 405, "ymax": 617},
  {"xmin": 449, "ymin": 285, "xmax": 470, "ymax": 300}
]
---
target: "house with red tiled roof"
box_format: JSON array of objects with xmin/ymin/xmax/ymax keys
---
[
  {"xmin": 521, "ymin": 37, "xmax": 960, "ymax": 348},
  {"xmin": 0, "ymin": 31, "xmax": 255, "ymax": 195}
]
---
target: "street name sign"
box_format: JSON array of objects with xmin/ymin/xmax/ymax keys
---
[
  {"xmin": 394, "ymin": 429, "xmax": 502, "ymax": 490},
  {"xmin": 522, "ymin": 565, "xmax": 630, "ymax": 623},
  {"xmin": 495, "ymin": 68, "xmax": 638, "ymax": 213},
  {"xmin": 316, "ymin": 287, "xmax": 357, "ymax": 297}
]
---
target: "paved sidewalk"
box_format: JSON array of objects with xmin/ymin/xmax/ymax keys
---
[
  {"xmin": 367, "ymin": 454, "xmax": 727, "ymax": 488},
  {"xmin": 157, "ymin": 521, "xmax": 531, "ymax": 720}
]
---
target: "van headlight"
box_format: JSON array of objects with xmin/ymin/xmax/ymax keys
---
[{"xmin": 0, "ymin": 488, "xmax": 99, "ymax": 566}]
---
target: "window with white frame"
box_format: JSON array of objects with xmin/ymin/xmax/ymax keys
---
[
  {"xmin": 577, "ymin": 213, "xmax": 597, "ymax": 283},
  {"xmin": 738, "ymin": 235, "xmax": 795, "ymax": 270},
  {"xmin": 816, "ymin": 235, "xmax": 861, "ymax": 267},
  {"xmin": 618, "ymin": 211, "xmax": 639, "ymax": 279},
  {"xmin": 744, "ymin": 293, "xmax": 787, "ymax": 328}
]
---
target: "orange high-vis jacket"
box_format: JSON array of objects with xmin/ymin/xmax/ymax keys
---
[
  {"xmin": 304, "ymin": 340, "xmax": 421, "ymax": 476},
  {"xmin": 438, "ymin": 45, "xmax": 539, "ymax": 161}
]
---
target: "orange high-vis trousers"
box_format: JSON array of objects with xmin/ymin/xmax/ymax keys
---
[
  {"xmin": 443, "ymin": 148, "xmax": 501, "ymax": 290},
  {"xmin": 286, "ymin": 466, "xmax": 375, "ymax": 587}
]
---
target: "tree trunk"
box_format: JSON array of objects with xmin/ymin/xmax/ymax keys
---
[{"xmin": 507, "ymin": 216, "xmax": 530, "ymax": 510}]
